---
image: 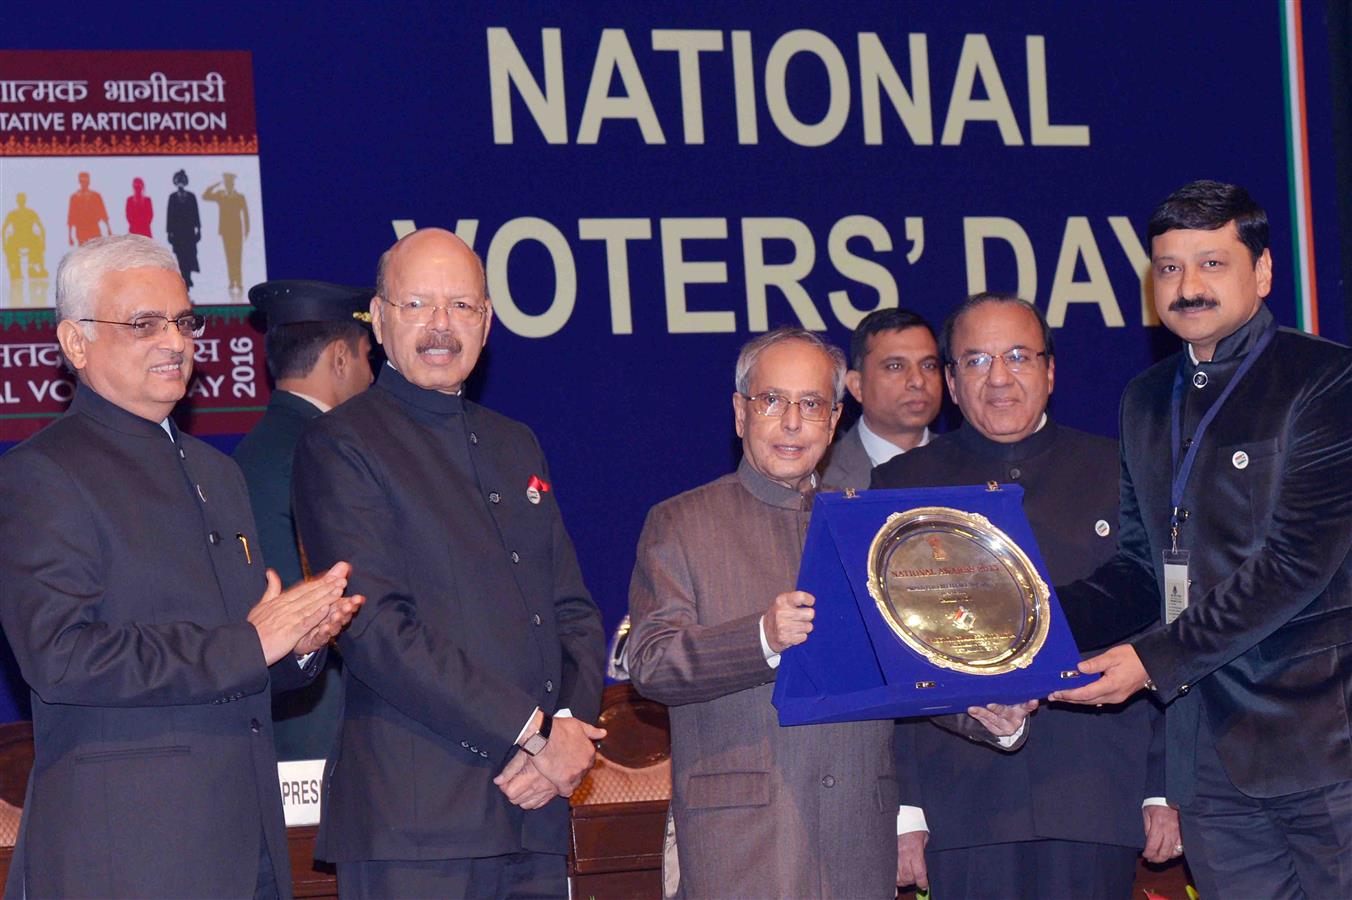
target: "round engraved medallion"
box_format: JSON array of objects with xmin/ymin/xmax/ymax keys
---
[{"xmin": 866, "ymin": 507, "xmax": 1050, "ymax": 675}]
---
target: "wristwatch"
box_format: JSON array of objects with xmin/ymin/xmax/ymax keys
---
[{"xmin": 518, "ymin": 713, "xmax": 553, "ymax": 756}]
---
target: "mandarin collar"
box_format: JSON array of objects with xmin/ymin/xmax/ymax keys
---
[
  {"xmin": 70, "ymin": 383, "xmax": 176, "ymax": 440},
  {"xmin": 954, "ymin": 416, "xmax": 1058, "ymax": 463},
  {"xmin": 1189, "ymin": 304, "xmax": 1274, "ymax": 369},
  {"xmin": 736, "ymin": 457, "xmax": 815, "ymax": 511},
  {"xmin": 375, "ymin": 364, "xmax": 464, "ymax": 417}
]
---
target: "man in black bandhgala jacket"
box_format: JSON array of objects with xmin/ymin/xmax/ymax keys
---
[{"xmin": 293, "ymin": 228, "xmax": 606, "ymax": 898}]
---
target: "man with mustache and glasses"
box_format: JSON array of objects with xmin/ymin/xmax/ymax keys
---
[
  {"xmin": 292, "ymin": 228, "xmax": 606, "ymax": 898},
  {"xmin": 873, "ymin": 295, "xmax": 1174, "ymax": 900},
  {"xmin": 1050, "ymin": 181, "xmax": 1352, "ymax": 899},
  {"xmin": 0, "ymin": 235, "xmax": 363, "ymax": 899}
]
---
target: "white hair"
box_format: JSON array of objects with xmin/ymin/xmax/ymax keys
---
[
  {"xmin": 56, "ymin": 235, "xmax": 181, "ymax": 339},
  {"xmin": 734, "ymin": 327, "xmax": 847, "ymax": 401}
]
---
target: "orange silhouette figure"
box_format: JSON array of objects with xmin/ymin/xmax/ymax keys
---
[
  {"xmin": 3, "ymin": 192, "xmax": 48, "ymax": 279},
  {"xmin": 126, "ymin": 177, "xmax": 153, "ymax": 238},
  {"xmin": 67, "ymin": 171, "xmax": 110, "ymax": 246},
  {"xmin": 203, "ymin": 173, "xmax": 249, "ymax": 291}
]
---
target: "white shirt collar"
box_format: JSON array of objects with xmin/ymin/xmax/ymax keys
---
[
  {"xmin": 857, "ymin": 418, "xmax": 931, "ymax": 468},
  {"xmin": 286, "ymin": 390, "xmax": 332, "ymax": 413},
  {"xmin": 158, "ymin": 418, "xmax": 174, "ymax": 440},
  {"xmin": 1187, "ymin": 344, "xmax": 1200, "ymax": 365}
]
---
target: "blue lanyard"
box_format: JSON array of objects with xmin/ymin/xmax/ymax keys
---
[{"xmin": 1168, "ymin": 320, "xmax": 1277, "ymax": 549}]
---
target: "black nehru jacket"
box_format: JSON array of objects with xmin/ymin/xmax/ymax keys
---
[
  {"xmin": 873, "ymin": 419, "xmax": 1164, "ymax": 852},
  {"xmin": 292, "ymin": 364, "xmax": 605, "ymax": 863},
  {"xmin": 0, "ymin": 385, "xmax": 318, "ymax": 898}
]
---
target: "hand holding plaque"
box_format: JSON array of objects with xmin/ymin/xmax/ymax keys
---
[{"xmin": 764, "ymin": 590, "xmax": 816, "ymax": 653}]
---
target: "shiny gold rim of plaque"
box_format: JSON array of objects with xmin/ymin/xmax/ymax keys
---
[{"xmin": 866, "ymin": 506, "xmax": 1051, "ymax": 676}]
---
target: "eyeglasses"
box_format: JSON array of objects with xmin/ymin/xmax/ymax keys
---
[
  {"xmin": 950, "ymin": 348, "xmax": 1048, "ymax": 375},
  {"xmin": 741, "ymin": 392, "xmax": 838, "ymax": 422},
  {"xmin": 381, "ymin": 296, "xmax": 487, "ymax": 326},
  {"xmin": 78, "ymin": 312, "xmax": 206, "ymax": 339}
]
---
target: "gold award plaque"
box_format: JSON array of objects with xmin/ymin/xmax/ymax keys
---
[{"xmin": 866, "ymin": 507, "xmax": 1050, "ymax": 675}]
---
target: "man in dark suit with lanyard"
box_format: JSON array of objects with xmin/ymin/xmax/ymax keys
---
[
  {"xmin": 293, "ymin": 228, "xmax": 606, "ymax": 898},
  {"xmin": 235, "ymin": 280, "xmax": 374, "ymax": 760},
  {"xmin": 1054, "ymin": 181, "xmax": 1352, "ymax": 899},
  {"xmin": 0, "ymin": 235, "xmax": 362, "ymax": 898}
]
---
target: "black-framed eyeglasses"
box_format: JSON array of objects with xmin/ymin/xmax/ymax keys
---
[
  {"xmin": 949, "ymin": 348, "xmax": 1048, "ymax": 375},
  {"xmin": 741, "ymin": 392, "xmax": 838, "ymax": 422},
  {"xmin": 78, "ymin": 312, "xmax": 207, "ymax": 340},
  {"xmin": 381, "ymin": 296, "xmax": 487, "ymax": 326}
]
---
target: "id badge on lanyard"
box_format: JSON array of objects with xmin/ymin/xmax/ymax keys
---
[{"xmin": 1163, "ymin": 547, "xmax": 1190, "ymax": 624}]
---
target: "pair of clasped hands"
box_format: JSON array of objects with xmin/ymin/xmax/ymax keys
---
[
  {"xmin": 494, "ymin": 710, "xmax": 609, "ymax": 811},
  {"xmin": 246, "ymin": 561, "xmax": 365, "ymax": 664}
]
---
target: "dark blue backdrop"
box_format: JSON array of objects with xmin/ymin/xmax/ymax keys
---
[{"xmin": 3, "ymin": 1, "xmax": 1346, "ymax": 720}]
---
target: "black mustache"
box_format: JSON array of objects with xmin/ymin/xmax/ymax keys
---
[
  {"xmin": 417, "ymin": 333, "xmax": 462, "ymax": 354},
  {"xmin": 1168, "ymin": 295, "xmax": 1219, "ymax": 312}
]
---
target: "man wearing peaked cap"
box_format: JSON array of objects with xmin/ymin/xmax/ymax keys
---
[{"xmin": 234, "ymin": 279, "xmax": 375, "ymax": 761}]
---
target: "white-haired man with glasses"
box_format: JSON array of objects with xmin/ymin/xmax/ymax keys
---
[
  {"xmin": 628, "ymin": 326, "xmax": 1033, "ymax": 899},
  {"xmin": 0, "ymin": 234, "xmax": 362, "ymax": 899},
  {"xmin": 292, "ymin": 228, "xmax": 606, "ymax": 898}
]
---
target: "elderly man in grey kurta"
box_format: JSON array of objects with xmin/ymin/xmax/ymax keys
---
[{"xmin": 628, "ymin": 328, "xmax": 1033, "ymax": 899}]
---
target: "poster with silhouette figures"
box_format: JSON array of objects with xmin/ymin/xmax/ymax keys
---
[{"xmin": 0, "ymin": 51, "xmax": 270, "ymax": 441}]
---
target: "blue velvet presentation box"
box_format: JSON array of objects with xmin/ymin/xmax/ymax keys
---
[{"xmin": 772, "ymin": 484, "xmax": 1093, "ymax": 725}]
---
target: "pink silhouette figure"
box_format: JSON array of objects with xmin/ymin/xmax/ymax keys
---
[{"xmin": 126, "ymin": 177, "xmax": 153, "ymax": 238}]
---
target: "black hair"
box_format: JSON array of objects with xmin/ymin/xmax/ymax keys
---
[
  {"xmin": 265, "ymin": 320, "xmax": 367, "ymax": 381},
  {"xmin": 848, "ymin": 308, "xmax": 936, "ymax": 370},
  {"xmin": 1146, "ymin": 180, "xmax": 1269, "ymax": 262}
]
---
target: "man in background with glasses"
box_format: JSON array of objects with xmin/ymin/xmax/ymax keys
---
[
  {"xmin": 292, "ymin": 228, "xmax": 606, "ymax": 898},
  {"xmin": 0, "ymin": 234, "xmax": 363, "ymax": 899},
  {"xmin": 872, "ymin": 293, "xmax": 1175, "ymax": 899},
  {"xmin": 628, "ymin": 327, "xmax": 1033, "ymax": 899}
]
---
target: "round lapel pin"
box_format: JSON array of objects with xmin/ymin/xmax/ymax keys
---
[
  {"xmin": 1232, "ymin": 450, "xmax": 1249, "ymax": 470},
  {"xmin": 526, "ymin": 486, "xmax": 541, "ymax": 504},
  {"xmin": 1094, "ymin": 519, "xmax": 1111, "ymax": 537}
]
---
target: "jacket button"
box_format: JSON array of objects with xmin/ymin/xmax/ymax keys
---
[
  {"xmin": 532, "ymin": 614, "xmax": 542, "ymax": 626},
  {"xmin": 469, "ymin": 432, "xmax": 479, "ymax": 445},
  {"xmin": 479, "ymin": 750, "xmax": 489, "ymax": 758},
  {"xmin": 208, "ymin": 531, "xmax": 221, "ymax": 545},
  {"xmin": 1179, "ymin": 683, "xmax": 1190, "ymax": 694},
  {"xmin": 489, "ymin": 492, "xmax": 501, "ymax": 504},
  {"xmin": 821, "ymin": 775, "xmax": 835, "ymax": 788},
  {"xmin": 470, "ymin": 745, "xmax": 479, "ymax": 753},
  {"xmin": 545, "ymin": 680, "xmax": 554, "ymax": 693},
  {"xmin": 461, "ymin": 740, "xmax": 469, "ymax": 748},
  {"xmin": 178, "ymin": 447, "xmax": 186, "ymax": 460},
  {"xmin": 510, "ymin": 551, "xmax": 520, "ymax": 564},
  {"xmin": 1009, "ymin": 467, "xmax": 1021, "ymax": 480},
  {"xmin": 249, "ymin": 718, "xmax": 261, "ymax": 733}
]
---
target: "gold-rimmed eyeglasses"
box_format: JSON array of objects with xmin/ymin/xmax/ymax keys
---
[{"xmin": 381, "ymin": 296, "xmax": 487, "ymax": 326}]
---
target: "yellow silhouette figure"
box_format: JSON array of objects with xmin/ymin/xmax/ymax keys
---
[
  {"xmin": 203, "ymin": 173, "xmax": 250, "ymax": 291},
  {"xmin": 67, "ymin": 171, "xmax": 111, "ymax": 246},
  {"xmin": 3, "ymin": 193, "xmax": 48, "ymax": 279}
]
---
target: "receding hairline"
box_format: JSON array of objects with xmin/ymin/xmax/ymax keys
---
[
  {"xmin": 745, "ymin": 336, "xmax": 838, "ymax": 389},
  {"xmin": 377, "ymin": 228, "xmax": 485, "ymax": 299}
]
